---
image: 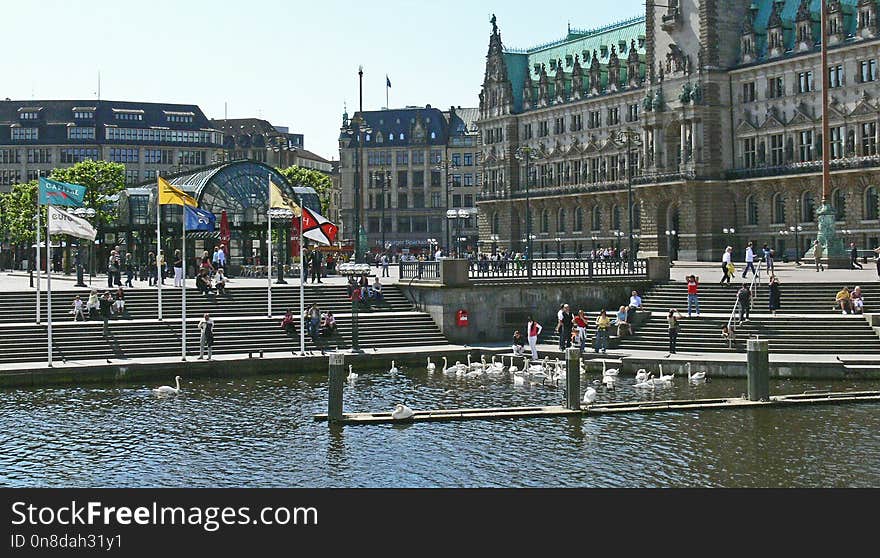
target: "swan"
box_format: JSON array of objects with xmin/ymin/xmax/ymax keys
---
[
  {"xmin": 603, "ymin": 375, "xmax": 618, "ymax": 390},
  {"xmin": 389, "ymin": 361, "xmax": 399, "ymax": 375},
  {"xmin": 346, "ymin": 365, "xmax": 358, "ymax": 382},
  {"xmin": 391, "ymin": 404, "xmax": 414, "ymax": 421},
  {"xmin": 582, "ymin": 386, "xmax": 598, "ymax": 405},
  {"xmin": 486, "ymin": 356, "xmax": 504, "ymax": 376},
  {"xmin": 528, "ymin": 358, "xmax": 549, "ymax": 383},
  {"xmin": 687, "ymin": 362, "xmax": 707, "ymax": 383},
  {"xmin": 455, "ymin": 361, "xmax": 468, "ymax": 378},
  {"xmin": 442, "ymin": 357, "xmax": 457, "ymax": 375},
  {"xmin": 602, "ymin": 360, "xmax": 620, "ymax": 378},
  {"xmin": 153, "ymin": 376, "xmax": 181, "ymax": 396},
  {"xmin": 507, "ymin": 356, "xmax": 519, "ymax": 375},
  {"xmin": 635, "ymin": 369, "xmax": 650, "ymax": 383},
  {"xmin": 652, "ymin": 364, "xmax": 674, "ymax": 387},
  {"xmin": 634, "ymin": 374, "xmax": 656, "ymax": 389},
  {"xmin": 426, "ymin": 357, "xmax": 436, "ymax": 373}
]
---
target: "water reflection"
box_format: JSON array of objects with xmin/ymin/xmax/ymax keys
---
[{"xmin": 1, "ymin": 370, "xmax": 879, "ymax": 488}]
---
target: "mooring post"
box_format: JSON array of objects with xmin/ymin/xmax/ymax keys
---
[
  {"xmin": 747, "ymin": 338, "xmax": 770, "ymax": 402},
  {"xmin": 565, "ymin": 347, "xmax": 581, "ymax": 410},
  {"xmin": 328, "ymin": 353, "xmax": 346, "ymax": 423}
]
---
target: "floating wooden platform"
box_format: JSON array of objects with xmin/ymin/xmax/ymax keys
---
[{"xmin": 314, "ymin": 390, "xmax": 880, "ymax": 426}]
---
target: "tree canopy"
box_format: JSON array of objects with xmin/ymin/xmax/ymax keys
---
[
  {"xmin": 50, "ymin": 159, "xmax": 126, "ymax": 226},
  {"xmin": 0, "ymin": 181, "xmax": 41, "ymax": 245},
  {"xmin": 277, "ymin": 165, "xmax": 333, "ymax": 215}
]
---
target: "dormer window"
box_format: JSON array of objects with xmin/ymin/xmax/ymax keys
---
[
  {"xmin": 399, "ymin": 133, "xmax": 405, "ymax": 141},
  {"xmin": 619, "ymin": 41, "xmax": 627, "ymax": 53},
  {"xmin": 113, "ymin": 109, "xmax": 144, "ymax": 121},
  {"xmin": 638, "ymin": 37, "xmax": 645, "ymax": 49},
  {"xmin": 74, "ymin": 111, "xmax": 93, "ymax": 120},
  {"xmin": 19, "ymin": 111, "xmax": 39, "ymax": 120},
  {"xmin": 600, "ymin": 46, "xmax": 608, "ymax": 58},
  {"xmin": 165, "ymin": 111, "xmax": 194, "ymax": 123},
  {"xmin": 549, "ymin": 59, "xmax": 557, "ymax": 70},
  {"xmin": 565, "ymin": 55, "xmax": 573, "ymax": 67}
]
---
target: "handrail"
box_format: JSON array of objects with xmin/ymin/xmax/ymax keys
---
[{"xmin": 726, "ymin": 259, "xmax": 765, "ymax": 349}]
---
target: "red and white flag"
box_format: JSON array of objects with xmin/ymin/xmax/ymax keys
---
[{"xmin": 301, "ymin": 207, "xmax": 339, "ymax": 246}]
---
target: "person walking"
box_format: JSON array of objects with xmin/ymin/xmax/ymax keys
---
[
  {"xmin": 687, "ymin": 275, "xmax": 701, "ymax": 317},
  {"xmin": 742, "ymin": 242, "xmax": 757, "ymax": 278},
  {"xmin": 173, "ymin": 250, "xmax": 183, "ymax": 288},
  {"xmin": 526, "ymin": 316, "xmax": 542, "ymax": 361},
  {"xmin": 556, "ymin": 304, "xmax": 573, "ymax": 351},
  {"xmin": 198, "ymin": 313, "xmax": 214, "ymax": 360},
  {"xmin": 762, "ymin": 244, "xmax": 774, "ymax": 274},
  {"xmin": 310, "ymin": 249, "xmax": 323, "ymax": 284},
  {"xmin": 720, "ymin": 246, "xmax": 733, "ymax": 287},
  {"xmin": 124, "ymin": 253, "xmax": 135, "ymax": 288},
  {"xmin": 851, "ymin": 243, "xmax": 864, "ymax": 270},
  {"xmin": 594, "ymin": 310, "xmax": 611, "ymax": 354},
  {"xmin": 107, "ymin": 250, "xmax": 117, "ymax": 288},
  {"xmin": 737, "ymin": 283, "xmax": 751, "ymax": 325},
  {"xmin": 147, "ymin": 252, "xmax": 157, "ymax": 287},
  {"xmin": 768, "ymin": 275, "xmax": 781, "ymax": 317},
  {"xmin": 573, "ymin": 310, "xmax": 589, "ymax": 353},
  {"xmin": 99, "ymin": 291, "xmax": 112, "ymax": 337},
  {"xmin": 381, "ymin": 253, "xmax": 390, "ymax": 278},
  {"xmin": 813, "ymin": 240, "xmax": 825, "ymax": 272},
  {"xmin": 667, "ymin": 309, "xmax": 682, "ymax": 354}
]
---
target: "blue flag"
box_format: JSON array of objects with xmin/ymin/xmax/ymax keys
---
[
  {"xmin": 184, "ymin": 206, "xmax": 216, "ymax": 232},
  {"xmin": 39, "ymin": 177, "xmax": 86, "ymax": 207},
  {"xmin": 386, "ymin": 75, "xmax": 391, "ymax": 88}
]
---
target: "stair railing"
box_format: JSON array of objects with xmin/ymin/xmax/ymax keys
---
[{"xmin": 726, "ymin": 259, "xmax": 765, "ymax": 349}]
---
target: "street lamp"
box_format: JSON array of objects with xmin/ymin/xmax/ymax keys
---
[
  {"xmin": 591, "ymin": 234, "xmax": 599, "ymax": 253},
  {"xmin": 614, "ymin": 230, "xmax": 626, "ymax": 253},
  {"xmin": 268, "ymin": 208, "xmax": 294, "ymax": 284},
  {"xmin": 665, "ymin": 230, "xmax": 678, "ymax": 261},
  {"xmin": 490, "ymin": 234, "xmax": 499, "ymax": 255},
  {"xmin": 342, "ymin": 114, "xmax": 372, "ymax": 263},
  {"xmin": 435, "ymin": 155, "xmax": 460, "ymax": 252},
  {"xmin": 427, "ymin": 238, "xmax": 437, "ymax": 259},
  {"xmin": 72, "ymin": 207, "xmax": 97, "ymax": 287},
  {"xmin": 612, "ymin": 129, "xmax": 643, "ymax": 272},
  {"xmin": 337, "ymin": 262, "xmax": 371, "ymax": 353},
  {"xmin": 723, "ymin": 227, "xmax": 736, "ymax": 254},
  {"xmin": 790, "ymin": 225, "xmax": 804, "ymax": 264},
  {"xmin": 376, "ymin": 168, "xmax": 390, "ymax": 259},
  {"xmin": 555, "ymin": 236, "xmax": 562, "ymax": 259},
  {"xmin": 514, "ymin": 146, "xmax": 539, "ymax": 279}
]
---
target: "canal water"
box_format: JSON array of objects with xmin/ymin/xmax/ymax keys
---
[{"xmin": 2, "ymin": 366, "xmax": 879, "ymax": 487}]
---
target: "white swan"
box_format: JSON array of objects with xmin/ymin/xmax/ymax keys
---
[
  {"xmin": 389, "ymin": 361, "xmax": 399, "ymax": 375},
  {"xmin": 635, "ymin": 369, "xmax": 650, "ymax": 383},
  {"xmin": 391, "ymin": 404, "xmax": 414, "ymax": 421},
  {"xmin": 603, "ymin": 374, "xmax": 618, "ymax": 390},
  {"xmin": 634, "ymin": 374, "xmax": 656, "ymax": 390},
  {"xmin": 153, "ymin": 376, "xmax": 181, "ymax": 396},
  {"xmin": 687, "ymin": 362, "xmax": 707, "ymax": 383},
  {"xmin": 442, "ymin": 357, "xmax": 456, "ymax": 375},
  {"xmin": 582, "ymin": 386, "xmax": 598, "ymax": 405},
  {"xmin": 652, "ymin": 364, "xmax": 674, "ymax": 387},
  {"xmin": 602, "ymin": 360, "xmax": 620, "ymax": 378},
  {"xmin": 426, "ymin": 357, "xmax": 436, "ymax": 373},
  {"xmin": 347, "ymin": 365, "xmax": 358, "ymax": 382}
]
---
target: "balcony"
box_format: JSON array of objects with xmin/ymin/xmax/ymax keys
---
[{"xmin": 727, "ymin": 155, "xmax": 880, "ymax": 180}]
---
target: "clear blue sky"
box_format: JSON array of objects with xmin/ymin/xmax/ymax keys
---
[{"xmin": 2, "ymin": 0, "xmax": 643, "ymax": 159}]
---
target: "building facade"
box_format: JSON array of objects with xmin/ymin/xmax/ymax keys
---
[
  {"xmin": 210, "ymin": 118, "xmax": 306, "ymax": 168},
  {"xmin": 338, "ymin": 105, "xmax": 481, "ymax": 255},
  {"xmin": 0, "ymin": 100, "xmax": 223, "ymax": 190},
  {"xmin": 477, "ymin": 1, "xmax": 880, "ymax": 261}
]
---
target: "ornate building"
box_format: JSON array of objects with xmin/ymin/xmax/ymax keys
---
[{"xmin": 477, "ymin": 1, "xmax": 880, "ymax": 261}]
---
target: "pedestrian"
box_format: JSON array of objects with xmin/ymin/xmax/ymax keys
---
[
  {"xmin": 556, "ymin": 304, "xmax": 573, "ymax": 351},
  {"xmin": 74, "ymin": 249, "xmax": 86, "ymax": 287},
  {"xmin": 72, "ymin": 295, "xmax": 85, "ymax": 322},
  {"xmin": 198, "ymin": 313, "xmax": 214, "ymax": 360},
  {"xmin": 113, "ymin": 249, "xmax": 122, "ymax": 286},
  {"xmin": 512, "ymin": 330, "xmax": 525, "ymax": 357},
  {"xmin": 762, "ymin": 243, "xmax": 774, "ymax": 274},
  {"xmin": 107, "ymin": 250, "xmax": 117, "ymax": 288},
  {"xmin": 281, "ymin": 309, "xmax": 297, "ymax": 336},
  {"xmin": 836, "ymin": 287, "xmax": 853, "ymax": 315},
  {"xmin": 768, "ymin": 275, "xmax": 781, "ymax": 317},
  {"xmin": 615, "ymin": 306, "xmax": 632, "ymax": 337},
  {"xmin": 214, "ymin": 268, "xmax": 227, "ymax": 296},
  {"xmin": 852, "ymin": 286, "xmax": 865, "ymax": 315},
  {"xmin": 124, "ymin": 253, "xmax": 134, "ymax": 288},
  {"xmin": 173, "ymin": 250, "xmax": 183, "ymax": 288},
  {"xmin": 157, "ymin": 251, "xmax": 166, "ymax": 285},
  {"xmin": 310, "ymin": 249, "xmax": 323, "ymax": 284},
  {"xmin": 148, "ymin": 251, "xmax": 157, "ymax": 287},
  {"xmin": 381, "ymin": 252, "xmax": 390, "ymax": 278},
  {"xmin": 86, "ymin": 289, "xmax": 99, "ymax": 319},
  {"xmin": 370, "ymin": 276, "xmax": 383, "ymax": 302},
  {"xmin": 737, "ymin": 283, "xmax": 751, "ymax": 325},
  {"xmin": 594, "ymin": 310, "xmax": 611, "ymax": 354},
  {"xmin": 113, "ymin": 286, "xmax": 125, "ymax": 316},
  {"xmin": 573, "ymin": 310, "xmax": 589, "ymax": 353},
  {"xmin": 743, "ymin": 242, "xmax": 756, "ymax": 277},
  {"xmin": 668, "ymin": 308, "xmax": 682, "ymax": 354},
  {"xmin": 814, "ymin": 240, "xmax": 825, "ymax": 272},
  {"xmin": 321, "ymin": 312, "xmax": 338, "ymax": 337},
  {"xmin": 628, "ymin": 290, "xmax": 642, "ymax": 320},
  {"xmin": 306, "ymin": 303, "xmax": 321, "ymax": 338},
  {"xmin": 526, "ymin": 316, "xmax": 542, "ymax": 361},
  {"xmin": 721, "ymin": 246, "xmax": 733, "ymax": 286},
  {"xmin": 851, "ymin": 243, "xmax": 864, "ymax": 270},
  {"xmin": 99, "ymin": 291, "xmax": 112, "ymax": 337},
  {"xmin": 687, "ymin": 274, "xmax": 701, "ymax": 317}
]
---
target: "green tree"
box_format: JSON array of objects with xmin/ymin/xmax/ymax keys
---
[
  {"xmin": 50, "ymin": 159, "xmax": 126, "ymax": 227},
  {"xmin": 277, "ymin": 165, "xmax": 333, "ymax": 215},
  {"xmin": 1, "ymin": 180, "xmax": 41, "ymax": 245}
]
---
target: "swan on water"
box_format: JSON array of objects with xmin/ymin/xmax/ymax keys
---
[
  {"xmin": 153, "ymin": 376, "xmax": 182, "ymax": 396},
  {"xmin": 389, "ymin": 361, "xmax": 399, "ymax": 375},
  {"xmin": 391, "ymin": 404, "xmax": 415, "ymax": 421},
  {"xmin": 687, "ymin": 362, "xmax": 707, "ymax": 383},
  {"xmin": 426, "ymin": 357, "xmax": 436, "ymax": 373},
  {"xmin": 347, "ymin": 365, "xmax": 358, "ymax": 382},
  {"xmin": 442, "ymin": 357, "xmax": 457, "ymax": 375},
  {"xmin": 583, "ymin": 386, "xmax": 598, "ymax": 405},
  {"xmin": 603, "ymin": 375, "xmax": 618, "ymax": 391},
  {"xmin": 634, "ymin": 374, "xmax": 656, "ymax": 390},
  {"xmin": 507, "ymin": 356, "xmax": 519, "ymax": 375},
  {"xmin": 652, "ymin": 364, "xmax": 674, "ymax": 387},
  {"xmin": 602, "ymin": 360, "xmax": 620, "ymax": 378}
]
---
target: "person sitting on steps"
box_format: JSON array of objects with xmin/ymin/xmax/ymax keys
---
[{"xmin": 836, "ymin": 287, "xmax": 854, "ymax": 315}]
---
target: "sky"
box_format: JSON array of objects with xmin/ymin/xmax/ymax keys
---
[{"xmin": 2, "ymin": 0, "xmax": 644, "ymax": 160}]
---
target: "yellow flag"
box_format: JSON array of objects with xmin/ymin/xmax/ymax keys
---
[
  {"xmin": 158, "ymin": 177, "xmax": 198, "ymax": 207},
  {"xmin": 269, "ymin": 180, "xmax": 302, "ymax": 217}
]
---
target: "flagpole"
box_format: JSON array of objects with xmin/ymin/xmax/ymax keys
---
[
  {"xmin": 267, "ymin": 176, "xmax": 273, "ymax": 319},
  {"xmin": 181, "ymin": 202, "xmax": 187, "ymax": 361},
  {"xmin": 36, "ymin": 203, "xmax": 41, "ymax": 324},
  {"xmin": 46, "ymin": 205, "xmax": 53, "ymax": 368},
  {"xmin": 157, "ymin": 185, "xmax": 163, "ymax": 322},
  {"xmin": 299, "ymin": 212, "xmax": 305, "ymax": 356}
]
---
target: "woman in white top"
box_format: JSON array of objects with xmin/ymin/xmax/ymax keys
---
[
  {"xmin": 198, "ymin": 313, "xmax": 214, "ymax": 360},
  {"xmin": 526, "ymin": 316, "xmax": 543, "ymax": 361},
  {"xmin": 720, "ymin": 246, "xmax": 733, "ymax": 287}
]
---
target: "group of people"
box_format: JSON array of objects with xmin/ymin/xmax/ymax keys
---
[
  {"xmin": 280, "ymin": 305, "xmax": 338, "ymax": 340},
  {"xmin": 835, "ymin": 286, "xmax": 865, "ymax": 315},
  {"xmin": 347, "ymin": 275, "xmax": 384, "ymax": 303}
]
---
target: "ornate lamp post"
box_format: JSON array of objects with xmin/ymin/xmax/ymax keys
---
[
  {"xmin": 268, "ymin": 208, "xmax": 294, "ymax": 284},
  {"xmin": 427, "ymin": 238, "xmax": 437, "ymax": 260},
  {"xmin": 514, "ymin": 146, "xmax": 538, "ymax": 279},
  {"xmin": 723, "ymin": 227, "xmax": 736, "ymax": 253},
  {"xmin": 591, "ymin": 234, "xmax": 599, "ymax": 253},
  {"xmin": 342, "ymin": 112, "xmax": 372, "ymax": 264},
  {"xmin": 72, "ymin": 207, "xmax": 96, "ymax": 287},
  {"xmin": 435, "ymin": 155, "xmax": 460, "ymax": 252},
  {"xmin": 490, "ymin": 234, "xmax": 499, "ymax": 255},
  {"xmin": 790, "ymin": 225, "xmax": 804, "ymax": 264},
  {"xmin": 612, "ymin": 129, "xmax": 643, "ymax": 272},
  {"xmin": 338, "ymin": 262, "xmax": 371, "ymax": 353},
  {"xmin": 665, "ymin": 230, "xmax": 678, "ymax": 261},
  {"xmin": 555, "ymin": 236, "xmax": 562, "ymax": 259}
]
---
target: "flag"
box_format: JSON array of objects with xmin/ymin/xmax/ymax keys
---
[
  {"xmin": 386, "ymin": 75, "xmax": 391, "ymax": 88},
  {"xmin": 219, "ymin": 210, "xmax": 231, "ymax": 258},
  {"xmin": 39, "ymin": 177, "xmax": 86, "ymax": 207},
  {"xmin": 301, "ymin": 206, "xmax": 339, "ymax": 246},
  {"xmin": 158, "ymin": 177, "xmax": 198, "ymax": 207},
  {"xmin": 269, "ymin": 180, "xmax": 302, "ymax": 217},
  {"xmin": 47, "ymin": 206, "xmax": 97, "ymax": 240},
  {"xmin": 184, "ymin": 206, "xmax": 216, "ymax": 232}
]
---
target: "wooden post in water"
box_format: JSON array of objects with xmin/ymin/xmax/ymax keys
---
[
  {"xmin": 747, "ymin": 338, "xmax": 770, "ymax": 402},
  {"xmin": 328, "ymin": 353, "xmax": 346, "ymax": 423},
  {"xmin": 565, "ymin": 348, "xmax": 581, "ymax": 410}
]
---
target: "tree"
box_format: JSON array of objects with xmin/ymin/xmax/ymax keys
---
[
  {"xmin": 50, "ymin": 159, "xmax": 126, "ymax": 227},
  {"xmin": 1, "ymin": 180, "xmax": 41, "ymax": 245},
  {"xmin": 277, "ymin": 165, "xmax": 333, "ymax": 215}
]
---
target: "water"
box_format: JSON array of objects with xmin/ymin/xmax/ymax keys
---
[{"xmin": 2, "ymin": 366, "xmax": 879, "ymax": 487}]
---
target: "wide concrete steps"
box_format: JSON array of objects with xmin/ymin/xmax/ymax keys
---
[
  {"xmin": 0, "ymin": 313, "xmax": 446, "ymax": 364},
  {"xmin": 0, "ymin": 285, "xmax": 413, "ymax": 323}
]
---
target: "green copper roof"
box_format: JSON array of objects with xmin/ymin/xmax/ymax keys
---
[{"xmin": 750, "ymin": 0, "xmax": 865, "ymax": 58}]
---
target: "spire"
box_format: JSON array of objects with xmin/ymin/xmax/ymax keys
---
[{"xmin": 488, "ymin": 14, "xmax": 503, "ymax": 56}]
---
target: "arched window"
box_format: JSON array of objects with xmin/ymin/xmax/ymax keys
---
[
  {"xmin": 558, "ymin": 208, "xmax": 567, "ymax": 232},
  {"xmin": 541, "ymin": 209, "xmax": 550, "ymax": 233},
  {"xmin": 574, "ymin": 207, "xmax": 584, "ymax": 232},
  {"xmin": 612, "ymin": 205, "xmax": 622, "ymax": 231},
  {"xmin": 833, "ymin": 188, "xmax": 846, "ymax": 221},
  {"xmin": 866, "ymin": 186, "xmax": 879, "ymax": 221},
  {"xmin": 801, "ymin": 192, "xmax": 815, "ymax": 223},
  {"xmin": 772, "ymin": 193, "xmax": 786, "ymax": 224},
  {"xmin": 632, "ymin": 202, "xmax": 641, "ymax": 230},
  {"xmin": 591, "ymin": 206, "xmax": 602, "ymax": 231},
  {"xmin": 747, "ymin": 194, "xmax": 759, "ymax": 225},
  {"xmin": 492, "ymin": 212, "xmax": 500, "ymax": 234}
]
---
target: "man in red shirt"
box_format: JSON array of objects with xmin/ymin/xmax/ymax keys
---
[
  {"xmin": 573, "ymin": 310, "xmax": 589, "ymax": 353},
  {"xmin": 687, "ymin": 275, "xmax": 701, "ymax": 317}
]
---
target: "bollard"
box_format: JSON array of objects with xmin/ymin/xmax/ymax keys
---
[
  {"xmin": 747, "ymin": 338, "xmax": 770, "ymax": 402},
  {"xmin": 328, "ymin": 353, "xmax": 346, "ymax": 423},
  {"xmin": 565, "ymin": 347, "xmax": 581, "ymax": 410}
]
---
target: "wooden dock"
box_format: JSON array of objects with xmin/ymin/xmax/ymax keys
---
[{"xmin": 314, "ymin": 390, "xmax": 880, "ymax": 426}]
